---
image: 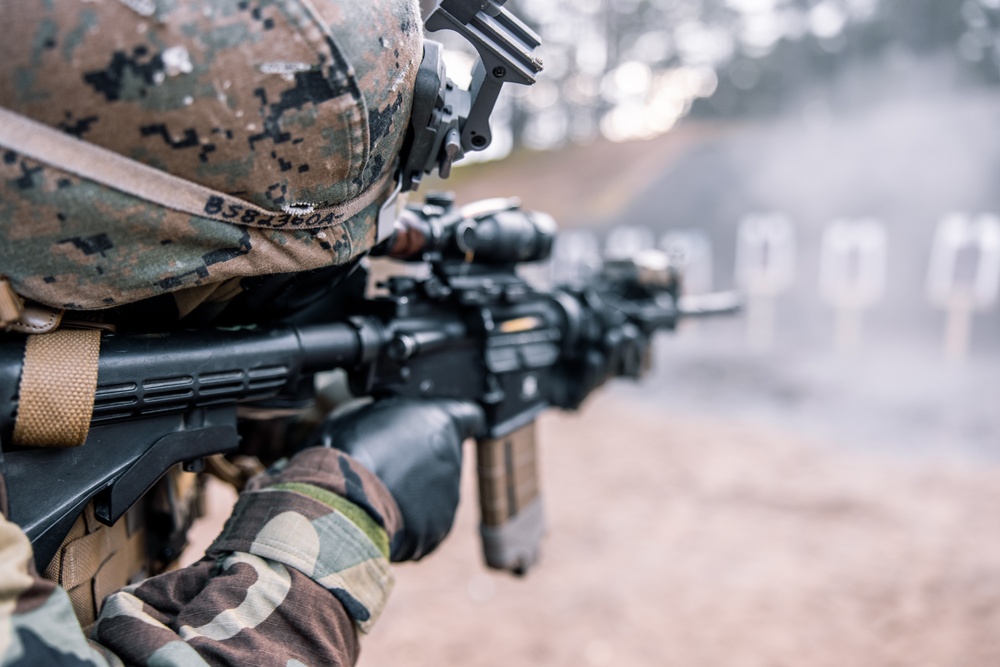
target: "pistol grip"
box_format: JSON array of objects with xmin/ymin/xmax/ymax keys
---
[{"xmin": 476, "ymin": 422, "xmax": 545, "ymax": 575}]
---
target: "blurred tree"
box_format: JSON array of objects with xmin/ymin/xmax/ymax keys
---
[{"xmin": 492, "ymin": 0, "xmax": 996, "ymax": 147}]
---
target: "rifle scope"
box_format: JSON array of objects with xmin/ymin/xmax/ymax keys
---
[{"xmin": 381, "ymin": 196, "xmax": 556, "ymax": 264}]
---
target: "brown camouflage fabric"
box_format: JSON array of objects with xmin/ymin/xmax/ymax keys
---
[
  {"xmin": 0, "ymin": 0, "xmax": 422, "ymax": 310},
  {"xmin": 0, "ymin": 448, "xmax": 403, "ymax": 666}
]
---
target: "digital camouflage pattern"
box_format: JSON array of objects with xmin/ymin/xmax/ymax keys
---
[
  {"xmin": 0, "ymin": 448, "xmax": 403, "ymax": 666},
  {"xmin": 0, "ymin": 0, "xmax": 422, "ymax": 311}
]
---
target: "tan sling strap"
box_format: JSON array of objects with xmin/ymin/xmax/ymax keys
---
[
  {"xmin": 12, "ymin": 328, "xmax": 101, "ymax": 447},
  {"xmin": 0, "ymin": 106, "xmax": 395, "ymax": 230}
]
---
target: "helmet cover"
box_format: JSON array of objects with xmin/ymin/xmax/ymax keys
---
[{"xmin": 0, "ymin": 0, "xmax": 422, "ymax": 310}]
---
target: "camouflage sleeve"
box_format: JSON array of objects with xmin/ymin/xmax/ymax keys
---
[{"xmin": 0, "ymin": 448, "xmax": 402, "ymax": 666}]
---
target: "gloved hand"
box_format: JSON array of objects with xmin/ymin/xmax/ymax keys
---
[{"xmin": 313, "ymin": 398, "xmax": 484, "ymax": 562}]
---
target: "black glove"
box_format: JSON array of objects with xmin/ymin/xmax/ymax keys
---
[{"xmin": 314, "ymin": 398, "xmax": 484, "ymax": 562}]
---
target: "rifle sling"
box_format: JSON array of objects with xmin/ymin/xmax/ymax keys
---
[{"xmin": 12, "ymin": 328, "xmax": 101, "ymax": 447}]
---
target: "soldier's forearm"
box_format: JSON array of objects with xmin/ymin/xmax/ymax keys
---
[
  {"xmin": 0, "ymin": 448, "xmax": 401, "ymax": 667},
  {"xmin": 91, "ymin": 448, "xmax": 401, "ymax": 666}
]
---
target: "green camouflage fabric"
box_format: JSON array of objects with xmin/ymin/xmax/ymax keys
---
[
  {"xmin": 0, "ymin": 0, "xmax": 422, "ymax": 311},
  {"xmin": 0, "ymin": 448, "xmax": 403, "ymax": 666}
]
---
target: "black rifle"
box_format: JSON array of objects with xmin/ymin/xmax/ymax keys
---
[
  {"xmin": 0, "ymin": 0, "xmax": 737, "ymax": 574},
  {"xmin": 0, "ymin": 195, "xmax": 737, "ymax": 573}
]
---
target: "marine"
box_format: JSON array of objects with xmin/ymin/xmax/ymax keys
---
[{"xmin": 0, "ymin": 0, "xmax": 472, "ymax": 664}]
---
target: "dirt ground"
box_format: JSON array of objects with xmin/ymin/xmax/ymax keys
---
[{"xmin": 353, "ymin": 397, "xmax": 1000, "ymax": 667}]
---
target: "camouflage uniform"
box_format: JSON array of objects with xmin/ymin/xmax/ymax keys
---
[
  {"xmin": 0, "ymin": 448, "xmax": 402, "ymax": 666},
  {"xmin": 0, "ymin": 2, "xmax": 421, "ymax": 663},
  {"xmin": 0, "ymin": 0, "xmax": 421, "ymax": 313}
]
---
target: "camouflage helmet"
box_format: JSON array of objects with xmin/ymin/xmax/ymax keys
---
[{"xmin": 0, "ymin": 0, "xmax": 422, "ymax": 313}]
